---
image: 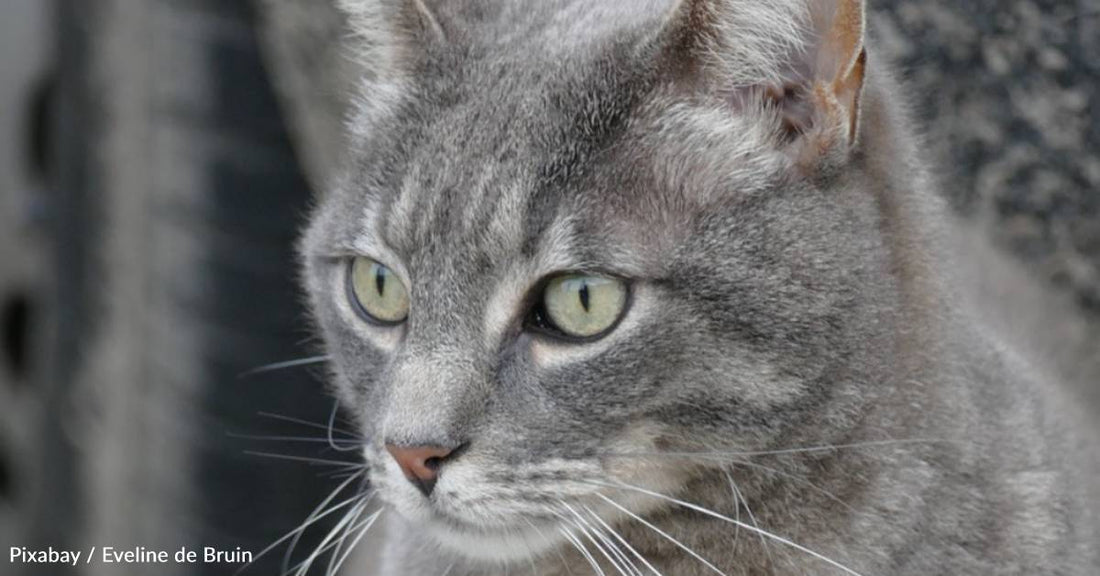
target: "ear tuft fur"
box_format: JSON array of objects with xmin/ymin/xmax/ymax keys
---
[
  {"xmin": 337, "ymin": 0, "xmax": 444, "ymax": 80},
  {"xmin": 336, "ymin": 0, "xmax": 447, "ymax": 146},
  {"xmin": 661, "ymin": 0, "xmax": 812, "ymax": 89}
]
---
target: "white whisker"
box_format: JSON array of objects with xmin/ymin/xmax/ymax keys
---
[
  {"xmin": 583, "ymin": 505, "xmax": 662, "ymax": 576},
  {"xmin": 722, "ymin": 469, "xmax": 743, "ymax": 544},
  {"xmin": 292, "ymin": 496, "xmax": 374, "ymax": 571},
  {"xmin": 227, "ymin": 432, "xmax": 364, "ymax": 445},
  {"xmin": 562, "ymin": 502, "xmax": 637, "ymax": 576},
  {"xmin": 257, "ymin": 411, "xmax": 358, "ymax": 437},
  {"xmin": 324, "ymin": 500, "xmax": 372, "ymax": 576},
  {"xmin": 244, "ymin": 450, "xmax": 363, "ymax": 468},
  {"xmin": 283, "ymin": 500, "xmax": 369, "ymax": 576},
  {"xmin": 328, "ymin": 508, "xmax": 384, "ymax": 576},
  {"xmin": 561, "ymin": 504, "xmax": 626, "ymax": 576},
  {"xmin": 327, "ymin": 399, "xmax": 360, "ymax": 452},
  {"xmin": 523, "ymin": 517, "xmax": 574, "ymax": 575},
  {"xmin": 723, "ymin": 469, "xmax": 772, "ymax": 564},
  {"xmin": 594, "ymin": 530, "xmax": 640, "ymax": 576},
  {"xmin": 730, "ymin": 458, "xmax": 857, "ymax": 515},
  {"xmin": 591, "ymin": 480, "xmax": 865, "ymax": 576},
  {"xmin": 291, "ymin": 498, "xmax": 368, "ymax": 576},
  {"xmin": 595, "ymin": 494, "xmax": 727, "ymax": 576},
  {"xmin": 281, "ymin": 473, "xmax": 367, "ymax": 573},
  {"xmin": 600, "ymin": 438, "xmax": 950, "ymax": 459},
  {"xmin": 238, "ymin": 496, "xmax": 360, "ymax": 575},
  {"xmin": 239, "ymin": 355, "xmax": 331, "ymax": 378},
  {"xmin": 237, "ymin": 473, "xmax": 365, "ymax": 575},
  {"xmin": 559, "ymin": 525, "xmax": 607, "ymax": 576}
]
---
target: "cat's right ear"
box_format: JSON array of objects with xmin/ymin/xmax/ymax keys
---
[{"xmin": 338, "ymin": 0, "xmax": 445, "ymax": 80}]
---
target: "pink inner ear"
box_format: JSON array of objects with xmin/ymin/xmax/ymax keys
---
[
  {"xmin": 755, "ymin": 0, "xmax": 867, "ymax": 151},
  {"xmin": 825, "ymin": 0, "xmax": 866, "ymax": 82},
  {"xmin": 724, "ymin": 44, "xmax": 819, "ymax": 138},
  {"xmin": 695, "ymin": 0, "xmax": 867, "ymax": 153},
  {"xmin": 808, "ymin": 0, "xmax": 856, "ymax": 82}
]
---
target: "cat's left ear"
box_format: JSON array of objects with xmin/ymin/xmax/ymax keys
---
[
  {"xmin": 661, "ymin": 0, "xmax": 868, "ymax": 162},
  {"xmin": 799, "ymin": 0, "xmax": 867, "ymax": 157},
  {"xmin": 337, "ymin": 0, "xmax": 446, "ymax": 82}
]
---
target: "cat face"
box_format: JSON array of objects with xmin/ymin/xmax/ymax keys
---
[{"xmin": 301, "ymin": 0, "xmax": 896, "ymax": 563}]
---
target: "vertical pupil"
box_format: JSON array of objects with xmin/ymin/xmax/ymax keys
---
[
  {"xmin": 374, "ymin": 266, "xmax": 386, "ymax": 297},
  {"xmin": 578, "ymin": 282, "xmax": 590, "ymax": 312}
]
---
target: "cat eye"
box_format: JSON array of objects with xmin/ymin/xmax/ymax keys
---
[
  {"xmin": 348, "ymin": 257, "xmax": 409, "ymax": 325},
  {"xmin": 533, "ymin": 274, "xmax": 628, "ymax": 340}
]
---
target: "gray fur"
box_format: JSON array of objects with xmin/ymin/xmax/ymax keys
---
[{"xmin": 299, "ymin": 1, "xmax": 1100, "ymax": 573}]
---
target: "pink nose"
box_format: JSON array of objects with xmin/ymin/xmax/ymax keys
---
[{"xmin": 385, "ymin": 444, "xmax": 454, "ymax": 497}]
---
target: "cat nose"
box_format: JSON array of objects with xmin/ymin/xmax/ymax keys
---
[{"xmin": 385, "ymin": 444, "xmax": 455, "ymax": 497}]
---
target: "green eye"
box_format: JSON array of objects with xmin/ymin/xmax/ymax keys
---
[
  {"xmin": 540, "ymin": 274, "xmax": 628, "ymax": 339},
  {"xmin": 348, "ymin": 257, "xmax": 409, "ymax": 325}
]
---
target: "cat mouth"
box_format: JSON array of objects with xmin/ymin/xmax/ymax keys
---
[
  {"xmin": 423, "ymin": 498, "xmax": 557, "ymax": 534},
  {"xmin": 423, "ymin": 512, "xmax": 566, "ymax": 563},
  {"xmin": 376, "ymin": 478, "xmax": 555, "ymax": 533}
]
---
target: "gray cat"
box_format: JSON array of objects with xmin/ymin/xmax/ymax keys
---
[{"xmin": 297, "ymin": 0, "xmax": 1100, "ymax": 574}]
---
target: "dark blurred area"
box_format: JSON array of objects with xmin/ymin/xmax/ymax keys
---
[
  {"xmin": 0, "ymin": 1, "xmax": 1097, "ymax": 575},
  {"xmin": 2, "ymin": 1, "xmax": 345, "ymax": 575}
]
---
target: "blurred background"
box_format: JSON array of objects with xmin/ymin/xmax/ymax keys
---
[
  {"xmin": 2, "ymin": 1, "xmax": 345, "ymax": 574},
  {"xmin": 0, "ymin": 1, "xmax": 1097, "ymax": 575}
]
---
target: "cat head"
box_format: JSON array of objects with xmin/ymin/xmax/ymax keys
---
[{"xmin": 302, "ymin": 0, "xmax": 921, "ymax": 563}]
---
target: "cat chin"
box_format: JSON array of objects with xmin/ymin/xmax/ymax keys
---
[{"xmin": 423, "ymin": 516, "xmax": 565, "ymax": 563}]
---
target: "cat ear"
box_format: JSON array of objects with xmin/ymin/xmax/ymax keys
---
[
  {"xmin": 337, "ymin": 0, "xmax": 445, "ymax": 80},
  {"xmin": 661, "ymin": 0, "xmax": 868, "ymax": 160},
  {"xmin": 802, "ymin": 0, "xmax": 867, "ymax": 153}
]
